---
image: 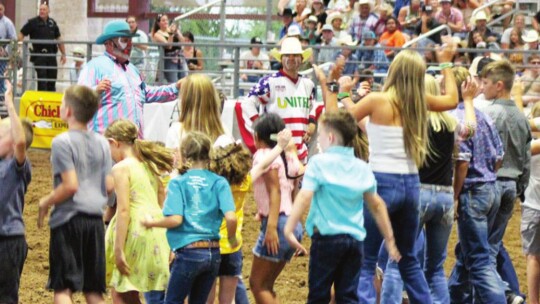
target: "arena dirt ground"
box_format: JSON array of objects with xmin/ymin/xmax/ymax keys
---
[{"xmin": 20, "ymin": 149, "xmax": 527, "ymax": 303}]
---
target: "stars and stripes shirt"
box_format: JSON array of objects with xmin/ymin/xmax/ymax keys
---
[
  {"xmin": 242, "ymin": 70, "xmax": 315, "ymax": 161},
  {"xmin": 78, "ymin": 52, "xmax": 178, "ymax": 137}
]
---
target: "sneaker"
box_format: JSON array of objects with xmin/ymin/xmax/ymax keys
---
[{"xmin": 506, "ymin": 293, "xmax": 525, "ymax": 304}]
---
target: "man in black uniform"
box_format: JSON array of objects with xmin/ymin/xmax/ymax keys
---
[{"xmin": 18, "ymin": 3, "xmax": 66, "ymax": 92}]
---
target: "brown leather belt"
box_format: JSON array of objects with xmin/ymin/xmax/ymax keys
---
[{"xmin": 184, "ymin": 240, "xmax": 220, "ymax": 249}]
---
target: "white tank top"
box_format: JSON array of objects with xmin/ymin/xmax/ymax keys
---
[
  {"xmin": 366, "ymin": 122, "xmax": 418, "ymax": 174},
  {"xmin": 523, "ymin": 154, "xmax": 540, "ymax": 210}
]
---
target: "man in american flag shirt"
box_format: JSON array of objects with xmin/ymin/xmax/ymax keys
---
[{"xmin": 238, "ymin": 37, "xmax": 315, "ymax": 162}]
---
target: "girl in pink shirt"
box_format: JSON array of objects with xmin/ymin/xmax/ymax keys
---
[{"xmin": 250, "ymin": 113, "xmax": 304, "ymax": 304}]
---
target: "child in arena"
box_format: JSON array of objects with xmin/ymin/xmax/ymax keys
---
[
  {"xmin": 284, "ymin": 109, "xmax": 400, "ymax": 303},
  {"xmin": 0, "ymin": 81, "xmax": 33, "ymax": 304},
  {"xmin": 249, "ymin": 113, "xmax": 304, "ymax": 304},
  {"xmin": 206, "ymin": 129, "xmax": 294, "ymax": 304},
  {"xmin": 37, "ymin": 85, "xmax": 111, "ymax": 304},
  {"xmin": 142, "ymin": 131, "xmax": 238, "ymax": 303},
  {"xmin": 104, "ymin": 119, "xmax": 172, "ymax": 303}
]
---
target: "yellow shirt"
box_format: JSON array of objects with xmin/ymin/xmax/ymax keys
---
[{"xmin": 219, "ymin": 174, "xmax": 252, "ymax": 254}]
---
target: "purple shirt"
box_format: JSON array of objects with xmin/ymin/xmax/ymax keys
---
[{"xmin": 453, "ymin": 103, "xmax": 504, "ymax": 186}]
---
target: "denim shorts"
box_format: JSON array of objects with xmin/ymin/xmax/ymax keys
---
[
  {"xmin": 218, "ymin": 250, "xmax": 243, "ymax": 277},
  {"xmin": 253, "ymin": 214, "xmax": 303, "ymax": 263}
]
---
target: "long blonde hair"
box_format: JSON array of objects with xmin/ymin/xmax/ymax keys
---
[
  {"xmin": 105, "ymin": 119, "xmax": 174, "ymax": 176},
  {"xmin": 179, "ymin": 74, "xmax": 225, "ymax": 142},
  {"xmin": 383, "ymin": 50, "xmax": 428, "ymax": 167},
  {"xmin": 425, "ymin": 74, "xmax": 457, "ymax": 133}
]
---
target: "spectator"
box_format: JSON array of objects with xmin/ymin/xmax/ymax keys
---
[
  {"xmin": 523, "ymin": 30, "xmax": 540, "ymax": 52},
  {"xmin": 151, "ymin": 14, "xmax": 183, "ymax": 83},
  {"xmin": 379, "ymin": 17, "xmax": 406, "ymax": 60},
  {"xmin": 240, "ymin": 37, "xmax": 270, "ymax": 84},
  {"xmin": 182, "ymin": 31, "xmax": 204, "ymax": 72},
  {"xmin": 294, "ymin": 0, "xmax": 311, "ymax": 25},
  {"xmin": 18, "ymin": 3, "xmax": 66, "ymax": 92},
  {"xmin": 77, "ymin": 20, "xmax": 181, "ymax": 137},
  {"xmin": 466, "ymin": 11, "xmax": 500, "ymax": 49},
  {"xmin": 335, "ymin": 35, "xmax": 360, "ymax": 84},
  {"xmin": 304, "ymin": 16, "xmax": 320, "ymax": 45},
  {"xmin": 299, "ymin": 36, "xmax": 314, "ymax": 72},
  {"xmin": 126, "ymin": 16, "xmax": 149, "ymax": 73},
  {"xmin": 454, "ymin": 0, "xmax": 480, "ymax": 33},
  {"xmin": 398, "ymin": 0, "xmax": 422, "ymax": 37},
  {"xmin": 310, "ymin": 0, "xmax": 328, "ymax": 29},
  {"xmin": 318, "ymin": 24, "xmax": 339, "ymax": 64},
  {"xmin": 435, "ymin": 0, "xmax": 465, "ymax": 39},
  {"xmin": 69, "ymin": 47, "xmax": 85, "ymax": 84},
  {"xmin": 507, "ymin": 28, "xmax": 526, "ymax": 68},
  {"xmin": 357, "ymin": 30, "xmax": 389, "ymax": 73},
  {"xmin": 327, "ymin": 12, "xmax": 348, "ymax": 40},
  {"xmin": 501, "ymin": 14, "xmax": 528, "ymax": 50},
  {"xmin": 0, "ymin": 2, "xmax": 16, "ymax": 118},
  {"xmin": 415, "ymin": 4, "xmax": 442, "ymax": 45},
  {"xmin": 279, "ymin": 8, "xmax": 302, "ymax": 39},
  {"xmin": 326, "ymin": 0, "xmax": 349, "ymax": 14},
  {"xmin": 520, "ymin": 54, "xmax": 540, "ymax": 105},
  {"xmin": 373, "ymin": 2, "xmax": 393, "ymax": 37},
  {"xmin": 348, "ymin": 0, "xmax": 378, "ymax": 42}
]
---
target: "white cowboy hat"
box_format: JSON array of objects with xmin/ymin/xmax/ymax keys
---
[
  {"xmin": 269, "ymin": 37, "xmax": 313, "ymax": 62},
  {"xmin": 472, "ymin": 11, "xmax": 488, "ymax": 23},
  {"xmin": 523, "ymin": 30, "xmax": 539, "ymax": 43},
  {"xmin": 326, "ymin": 12, "xmax": 344, "ymax": 25},
  {"xmin": 338, "ymin": 35, "xmax": 358, "ymax": 46},
  {"xmin": 358, "ymin": 0, "xmax": 374, "ymax": 11}
]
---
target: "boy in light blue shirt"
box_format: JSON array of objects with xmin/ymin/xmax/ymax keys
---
[{"xmin": 284, "ymin": 109, "xmax": 399, "ymax": 304}]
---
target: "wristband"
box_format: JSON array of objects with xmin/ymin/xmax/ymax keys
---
[
  {"xmin": 439, "ymin": 62, "xmax": 454, "ymax": 70},
  {"xmin": 337, "ymin": 92, "xmax": 351, "ymax": 100}
]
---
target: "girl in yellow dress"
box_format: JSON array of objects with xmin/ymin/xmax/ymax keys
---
[{"xmin": 104, "ymin": 119, "xmax": 173, "ymax": 304}]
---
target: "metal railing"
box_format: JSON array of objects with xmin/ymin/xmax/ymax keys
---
[
  {"xmin": 9, "ymin": 37, "xmax": 540, "ymax": 100},
  {"xmin": 403, "ymin": 25, "xmax": 453, "ymax": 48}
]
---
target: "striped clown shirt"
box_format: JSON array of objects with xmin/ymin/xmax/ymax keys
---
[{"xmin": 78, "ymin": 52, "xmax": 178, "ymax": 137}]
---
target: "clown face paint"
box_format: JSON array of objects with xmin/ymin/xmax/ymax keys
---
[
  {"xmin": 112, "ymin": 37, "xmax": 133, "ymax": 61},
  {"xmin": 282, "ymin": 54, "xmax": 302, "ymax": 72}
]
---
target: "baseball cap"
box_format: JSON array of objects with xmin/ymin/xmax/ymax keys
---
[
  {"xmin": 362, "ymin": 31, "xmax": 376, "ymax": 40},
  {"xmin": 251, "ymin": 37, "xmax": 263, "ymax": 44},
  {"xmin": 322, "ymin": 24, "xmax": 333, "ymax": 31},
  {"xmin": 281, "ymin": 8, "xmax": 293, "ymax": 17}
]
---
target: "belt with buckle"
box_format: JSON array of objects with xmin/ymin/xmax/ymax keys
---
[
  {"xmin": 184, "ymin": 240, "xmax": 220, "ymax": 249},
  {"xmin": 420, "ymin": 183, "xmax": 453, "ymax": 193}
]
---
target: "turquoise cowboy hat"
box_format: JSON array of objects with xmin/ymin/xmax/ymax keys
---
[{"xmin": 96, "ymin": 20, "xmax": 139, "ymax": 44}]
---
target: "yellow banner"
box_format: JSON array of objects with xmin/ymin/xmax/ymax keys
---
[{"xmin": 19, "ymin": 91, "xmax": 66, "ymax": 149}]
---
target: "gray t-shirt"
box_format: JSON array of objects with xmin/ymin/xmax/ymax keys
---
[
  {"xmin": 49, "ymin": 130, "xmax": 112, "ymax": 229},
  {"xmin": 0, "ymin": 157, "xmax": 31, "ymax": 236}
]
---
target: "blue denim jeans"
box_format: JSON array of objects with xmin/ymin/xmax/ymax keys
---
[
  {"xmin": 165, "ymin": 247, "xmax": 221, "ymax": 304},
  {"xmin": 380, "ymin": 184, "xmax": 454, "ymax": 304},
  {"xmin": 235, "ymin": 277, "xmax": 250, "ymax": 304},
  {"xmin": 163, "ymin": 55, "xmax": 179, "ymax": 84},
  {"xmin": 490, "ymin": 180, "xmax": 517, "ymax": 262},
  {"xmin": 308, "ymin": 233, "xmax": 363, "ymax": 304},
  {"xmin": 358, "ymin": 172, "xmax": 431, "ymax": 304},
  {"xmin": 144, "ymin": 290, "xmax": 165, "ymax": 304},
  {"xmin": 448, "ymin": 182, "xmax": 506, "ymax": 304}
]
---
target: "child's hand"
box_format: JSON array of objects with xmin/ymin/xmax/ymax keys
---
[
  {"xmin": 285, "ymin": 232, "xmax": 307, "ymax": 256},
  {"xmin": 264, "ymin": 228, "xmax": 280, "ymax": 256},
  {"xmin": 37, "ymin": 194, "xmax": 52, "ymax": 229},
  {"xmin": 338, "ymin": 76, "xmax": 354, "ymax": 94},
  {"xmin": 140, "ymin": 215, "xmax": 154, "ymax": 229},
  {"xmin": 313, "ymin": 64, "xmax": 326, "ymax": 83},
  {"xmin": 115, "ymin": 250, "xmax": 131, "ymax": 275},
  {"xmin": 277, "ymin": 128, "xmax": 292, "ymax": 150},
  {"xmin": 385, "ymin": 239, "xmax": 401, "ymax": 263},
  {"xmin": 461, "ymin": 77, "xmax": 479, "ymax": 101},
  {"xmin": 228, "ymin": 236, "xmax": 239, "ymax": 248}
]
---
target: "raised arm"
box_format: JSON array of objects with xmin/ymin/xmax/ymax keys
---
[
  {"xmin": 4, "ymin": 81, "xmax": 27, "ymax": 165},
  {"xmin": 426, "ymin": 38, "xmax": 459, "ymax": 111},
  {"xmin": 250, "ymin": 129, "xmax": 292, "ymax": 180}
]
